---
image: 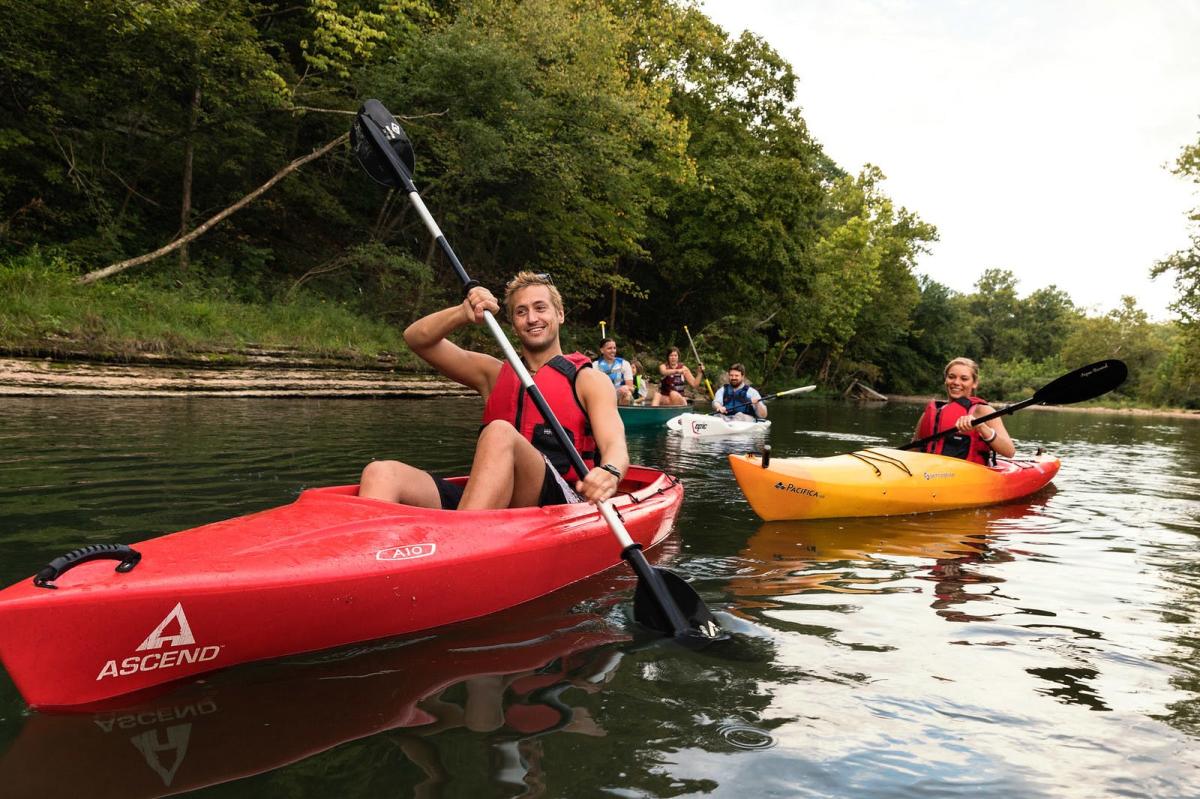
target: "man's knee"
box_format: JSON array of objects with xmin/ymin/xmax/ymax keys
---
[
  {"xmin": 477, "ymin": 419, "xmax": 520, "ymax": 448},
  {"xmin": 362, "ymin": 459, "xmax": 434, "ymax": 489},
  {"xmin": 361, "ymin": 459, "xmax": 402, "ymax": 484}
]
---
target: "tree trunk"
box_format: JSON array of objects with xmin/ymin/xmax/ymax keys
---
[
  {"xmin": 79, "ymin": 132, "xmax": 349, "ymax": 285},
  {"xmin": 609, "ymin": 285, "xmax": 619, "ymax": 335},
  {"xmin": 819, "ymin": 352, "xmax": 834, "ymax": 383},
  {"xmin": 178, "ymin": 85, "xmax": 202, "ymax": 272}
]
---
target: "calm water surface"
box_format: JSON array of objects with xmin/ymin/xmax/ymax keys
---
[{"xmin": 1, "ymin": 396, "xmax": 1199, "ymax": 798}]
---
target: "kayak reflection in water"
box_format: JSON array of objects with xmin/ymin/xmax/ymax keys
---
[
  {"xmin": 393, "ymin": 645, "xmax": 615, "ymax": 795},
  {"xmin": 912, "ymin": 357, "xmax": 1016, "ymax": 463},
  {"xmin": 712, "ymin": 363, "xmax": 767, "ymax": 422},
  {"xmin": 359, "ymin": 271, "xmax": 629, "ymax": 509},
  {"xmin": 922, "ymin": 542, "xmax": 1016, "ymax": 624}
]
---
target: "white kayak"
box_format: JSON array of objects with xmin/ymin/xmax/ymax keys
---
[
  {"xmin": 667, "ymin": 413, "xmax": 771, "ymax": 437},
  {"xmin": 665, "ymin": 384, "xmax": 815, "ymax": 437}
]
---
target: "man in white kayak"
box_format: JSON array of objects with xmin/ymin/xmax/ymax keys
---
[
  {"xmin": 358, "ymin": 271, "xmax": 629, "ymax": 509},
  {"xmin": 594, "ymin": 337, "xmax": 634, "ymax": 406},
  {"xmin": 712, "ymin": 363, "xmax": 767, "ymax": 422}
]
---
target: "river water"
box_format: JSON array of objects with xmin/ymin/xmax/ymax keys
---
[{"xmin": 0, "ymin": 396, "xmax": 1198, "ymax": 798}]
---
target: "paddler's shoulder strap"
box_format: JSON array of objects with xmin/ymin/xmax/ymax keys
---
[{"xmin": 546, "ymin": 352, "xmax": 592, "ymax": 379}]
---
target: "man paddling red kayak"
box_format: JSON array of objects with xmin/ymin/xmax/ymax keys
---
[{"xmin": 359, "ymin": 271, "xmax": 629, "ymax": 510}]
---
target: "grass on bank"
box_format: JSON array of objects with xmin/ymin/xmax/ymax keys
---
[
  {"xmin": 2, "ymin": 252, "xmax": 1192, "ymax": 412},
  {"xmin": 0, "ymin": 251, "xmax": 421, "ymax": 365}
]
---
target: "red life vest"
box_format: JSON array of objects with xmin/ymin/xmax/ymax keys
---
[
  {"xmin": 481, "ymin": 352, "xmax": 598, "ymax": 482},
  {"xmin": 916, "ymin": 396, "xmax": 995, "ymax": 465}
]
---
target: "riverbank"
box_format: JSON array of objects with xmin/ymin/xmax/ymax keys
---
[
  {"xmin": 886, "ymin": 393, "xmax": 1200, "ymax": 421},
  {"xmin": 4, "ymin": 354, "xmax": 1198, "ymax": 418},
  {"xmin": 0, "ymin": 350, "xmax": 473, "ymax": 399}
]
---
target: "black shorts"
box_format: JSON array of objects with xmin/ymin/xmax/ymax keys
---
[{"xmin": 433, "ymin": 462, "xmax": 581, "ymax": 510}]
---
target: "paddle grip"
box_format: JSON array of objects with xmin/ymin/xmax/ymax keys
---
[{"xmin": 33, "ymin": 544, "xmax": 142, "ymax": 589}]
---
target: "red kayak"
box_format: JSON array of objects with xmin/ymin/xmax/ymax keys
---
[
  {"xmin": 0, "ymin": 574, "xmax": 630, "ymax": 799},
  {"xmin": 0, "ymin": 466, "xmax": 682, "ymax": 709}
]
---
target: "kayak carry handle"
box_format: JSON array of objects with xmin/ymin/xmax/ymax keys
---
[
  {"xmin": 761, "ymin": 445, "xmax": 771, "ymax": 468},
  {"xmin": 33, "ymin": 544, "xmax": 142, "ymax": 590}
]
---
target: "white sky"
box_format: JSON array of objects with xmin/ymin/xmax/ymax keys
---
[{"xmin": 700, "ymin": 0, "xmax": 1200, "ymax": 319}]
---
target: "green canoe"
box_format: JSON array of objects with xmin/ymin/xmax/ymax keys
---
[{"xmin": 618, "ymin": 404, "xmax": 690, "ymax": 431}]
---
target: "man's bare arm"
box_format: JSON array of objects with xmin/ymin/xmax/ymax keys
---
[
  {"xmin": 574, "ymin": 368, "xmax": 629, "ymax": 504},
  {"xmin": 404, "ymin": 287, "xmax": 502, "ymax": 396}
]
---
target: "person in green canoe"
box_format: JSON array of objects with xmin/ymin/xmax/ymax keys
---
[
  {"xmin": 913, "ymin": 357, "xmax": 1015, "ymax": 463},
  {"xmin": 593, "ymin": 337, "xmax": 634, "ymax": 406},
  {"xmin": 651, "ymin": 346, "xmax": 704, "ymax": 406},
  {"xmin": 358, "ymin": 271, "xmax": 629, "ymax": 509}
]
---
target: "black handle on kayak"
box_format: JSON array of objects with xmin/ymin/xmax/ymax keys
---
[{"xmin": 33, "ymin": 544, "xmax": 142, "ymax": 589}]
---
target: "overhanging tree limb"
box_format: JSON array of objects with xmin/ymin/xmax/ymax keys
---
[{"xmin": 78, "ymin": 132, "xmax": 349, "ymax": 285}]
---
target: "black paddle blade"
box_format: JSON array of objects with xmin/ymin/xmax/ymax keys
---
[
  {"xmin": 1034, "ymin": 359, "xmax": 1127, "ymax": 406},
  {"xmin": 633, "ymin": 568, "xmax": 723, "ymax": 647},
  {"xmin": 351, "ymin": 99, "xmax": 416, "ymax": 189}
]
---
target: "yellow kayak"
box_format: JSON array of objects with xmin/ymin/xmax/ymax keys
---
[{"xmin": 728, "ymin": 448, "xmax": 1060, "ymax": 521}]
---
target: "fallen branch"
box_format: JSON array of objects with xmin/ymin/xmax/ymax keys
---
[{"xmin": 78, "ymin": 132, "xmax": 349, "ymax": 285}]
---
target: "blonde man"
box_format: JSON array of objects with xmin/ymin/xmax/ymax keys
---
[{"xmin": 359, "ymin": 272, "xmax": 629, "ymax": 509}]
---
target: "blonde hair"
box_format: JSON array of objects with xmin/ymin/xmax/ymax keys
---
[
  {"xmin": 503, "ymin": 271, "xmax": 563, "ymax": 317},
  {"xmin": 944, "ymin": 357, "xmax": 980, "ymax": 382}
]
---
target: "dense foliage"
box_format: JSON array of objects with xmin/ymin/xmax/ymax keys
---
[{"xmin": 0, "ymin": 0, "xmax": 1195, "ymax": 405}]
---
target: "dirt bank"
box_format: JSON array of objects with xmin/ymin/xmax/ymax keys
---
[{"xmin": 0, "ymin": 349, "xmax": 473, "ymax": 399}]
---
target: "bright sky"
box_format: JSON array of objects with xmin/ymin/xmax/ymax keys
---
[{"xmin": 700, "ymin": 0, "xmax": 1200, "ymax": 319}]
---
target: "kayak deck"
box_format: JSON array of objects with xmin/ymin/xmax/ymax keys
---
[
  {"xmin": 667, "ymin": 413, "xmax": 771, "ymax": 438},
  {"xmin": 729, "ymin": 448, "xmax": 1060, "ymax": 521},
  {"xmin": 0, "ymin": 466, "xmax": 682, "ymax": 709}
]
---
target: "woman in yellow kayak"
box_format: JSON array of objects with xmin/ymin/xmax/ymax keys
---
[{"xmin": 914, "ymin": 357, "xmax": 1015, "ymax": 463}]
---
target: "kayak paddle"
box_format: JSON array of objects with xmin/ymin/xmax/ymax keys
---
[
  {"xmin": 683, "ymin": 325, "xmax": 715, "ymax": 399},
  {"xmin": 721, "ymin": 385, "xmax": 816, "ymax": 416},
  {"xmin": 900, "ymin": 359, "xmax": 1128, "ymax": 452},
  {"xmin": 350, "ymin": 99, "xmax": 723, "ymax": 648}
]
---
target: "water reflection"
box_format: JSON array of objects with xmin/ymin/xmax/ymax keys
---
[{"xmin": 729, "ymin": 494, "xmax": 1057, "ymax": 625}]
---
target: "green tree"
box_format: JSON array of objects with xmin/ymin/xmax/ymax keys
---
[
  {"xmin": 364, "ymin": 0, "xmax": 692, "ymax": 309},
  {"xmin": 1151, "ymin": 127, "xmax": 1200, "ymax": 407},
  {"xmin": 0, "ymin": 0, "xmax": 289, "ymax": 263},
  {"xmin": 880, "ymin": 277, "xmax": 969, "ymax": 394},
  {"xmin": 1152, "ymin": 132, "xmax": 1200, "ymax": 326},
  {"xmin": 967, "ymin": 268, "xmax": 1023, "ymax": 361},
  {"xmin": 838, "ymin": 168, "xmax": 938, "ymax": 385},
  {"xmin": 1014, "ymin": 285, "xmax": 1077, "ymax": 362}
]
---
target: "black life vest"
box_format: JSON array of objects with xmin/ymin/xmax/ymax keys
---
[
  {"xmin": 916, "ymin": 395, "xmax": 995, "ymax": 465},
  {"xmin": 719, "ymin": 383, "xmax": 753, "ymax": 416},
  {"xmin": 481, "ymin": 352, "xmax": 598, "ymax": 482}
]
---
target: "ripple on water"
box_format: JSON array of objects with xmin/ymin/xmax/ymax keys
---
[{"xmin": 716, "ymin": 722, "xmax": 778, "ymax": 750}]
